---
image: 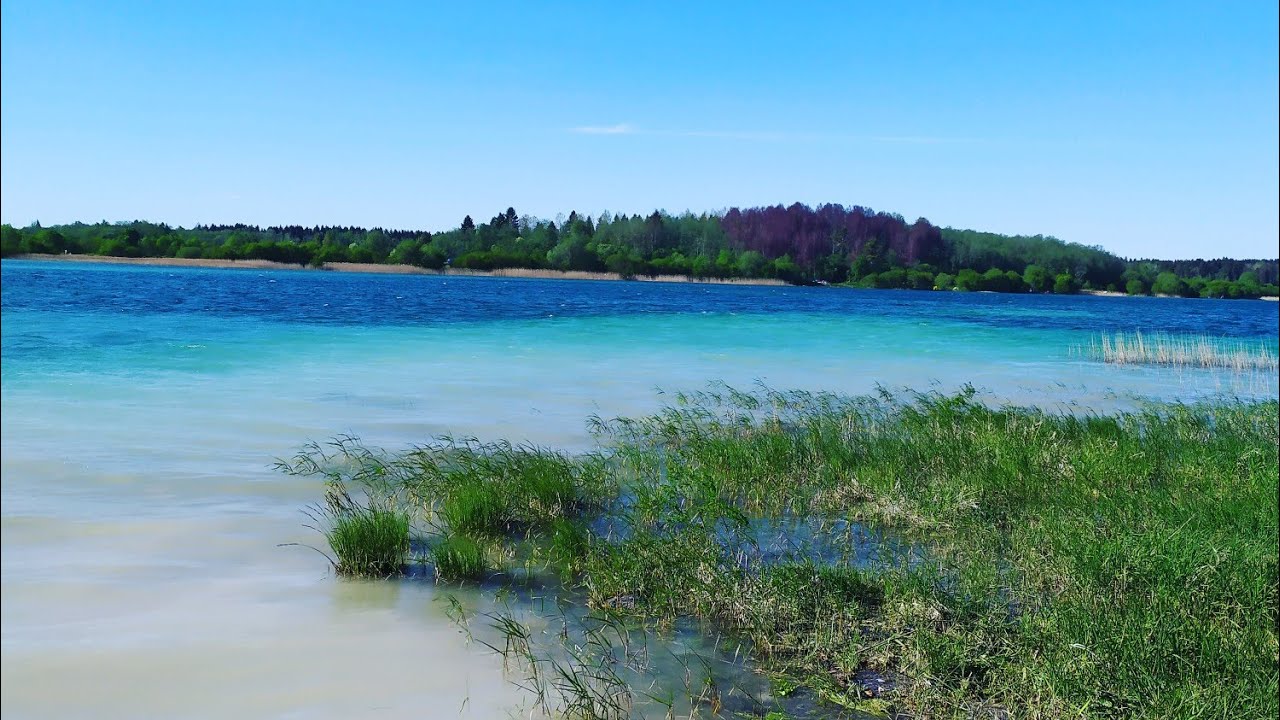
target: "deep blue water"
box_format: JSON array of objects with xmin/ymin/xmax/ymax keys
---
[{"xmin": 3, "ymin": 259, "xmax": 1276, "ymax": 336}]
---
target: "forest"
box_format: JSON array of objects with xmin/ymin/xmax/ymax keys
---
[{"xmin": 3, "ymin": 203, "xmax": 1277, "ymax": 299}]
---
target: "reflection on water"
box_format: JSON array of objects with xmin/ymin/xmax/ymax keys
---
[{"xmin": 2, "ymin": 261, "xmax": 1276, "ymax": 717}]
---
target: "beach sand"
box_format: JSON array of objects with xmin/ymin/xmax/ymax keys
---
[{"xmin": 9, "ymin": 254, "xmax": 788, "ymax": 286}]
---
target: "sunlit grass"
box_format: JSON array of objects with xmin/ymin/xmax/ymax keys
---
[
  {"xmin": 283, "ymin": 386, "xmax": 1279, "ymax": 719},
  {"xmin": 429, "ymin": 531, "xmax": 489, "ymax": 581},
  {"xmin": 1081, "ymin": 330, "xmax": 1278, "ymax": 371},
  {"xmin": 316, "ymin": 484, "xmax": 410, "ymax": 577}
]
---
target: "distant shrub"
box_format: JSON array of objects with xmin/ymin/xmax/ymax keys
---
[
  {"xmin": 1053, "ymin": 273, "xmax": 1078, "ymax": 294},
  {"xmin": 955, "ymin": 269, "xmax": 981, "ymax": 291}
]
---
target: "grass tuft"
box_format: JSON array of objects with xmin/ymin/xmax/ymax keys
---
[
  {"xmin": 320, "ymin": 483, "xmax": 410, "ymax": 578},
  {"xmin": 430, "ymin": 532, "xmax": 489, "ymax": 581},
  {"xmin": 1082, "ymin": 330, "xmax": 1279, "ymax": 371}
]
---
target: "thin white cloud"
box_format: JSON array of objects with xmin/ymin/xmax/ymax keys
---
[
  {"xmin": 866, "ymin": 135, "xmax": 982, "ymax": 145},
  {"xmin": 568, "ymin": 124, "xmax": 980, "ymax": 145},
  {"xmin": 666, "ymin": 129, "xmax": 792, "ymax": 141},
  {"xmin": 569, "ymin": 123, "xmax": 636, "ymax": 135}
]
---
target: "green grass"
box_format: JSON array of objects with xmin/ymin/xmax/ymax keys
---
[
  {"xmin": 320, "ymin": 493, "xmax": 410, "ymax": 578},
  {"xmin": 403, "ymin": 439, "xmax": 609, "ymax": 536},
  {"xmin": 546, "ymin": 518, "xmax": 591, "ymax": 575},
  {"xmin": 429, "ymin": 531, "xmax": 490, "ymax": 581},
  {"xmin": 284, "ymin": 386, "xmax": 1279, "ymax": 718},
  {"xmin": 439, "ymin": 480, "xmax": 509, "ymax": 536}
]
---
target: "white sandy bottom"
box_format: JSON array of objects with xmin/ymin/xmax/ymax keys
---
[{"xmin": 1, "ymin": 507, "xmax": 521, "ymax": 719}]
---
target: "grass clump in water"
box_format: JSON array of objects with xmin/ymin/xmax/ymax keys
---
[
  {"xmin": 318, "ymin": 483, "xmax": 410, "ymax": 578},
  {"xmin": 429, "ymin": 531, "xmax": 490, "ymax": 581},
  {"xmin": 403, "ymin": 439, "xmax": 608, "ymax": 538},
  {"xmin": 1081, "ymin": 330, "xmax": 1279, "ymax": 371},
  {"xmin": 287, "ymin": 386, "xmax": 1280, "ymax": 719},
  {"xmin": 545, "ymin": 518, "xmax": 591, "ymax": 576},
  {"xmin": 439, "ymin": 480, "xmax": 509, "ymax": 536}
]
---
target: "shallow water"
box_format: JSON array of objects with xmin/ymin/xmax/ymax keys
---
[{"xmin": 2, "ymin": 260, "xmax": 1276, "ymax": 718}]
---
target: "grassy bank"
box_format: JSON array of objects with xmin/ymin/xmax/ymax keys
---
[{"xmin": 283, "ymin": 387, "xmax": 1279, "ymax": 719}]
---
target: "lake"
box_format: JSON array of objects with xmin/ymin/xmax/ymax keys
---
[{"xmin": 2, "ymin": 259, "xmax": 1276, "ymax": 718}]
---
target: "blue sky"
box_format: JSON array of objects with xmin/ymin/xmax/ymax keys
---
[{"xmin": 2, "ymin": 1, "xmax": 1276, "ymax": 259}]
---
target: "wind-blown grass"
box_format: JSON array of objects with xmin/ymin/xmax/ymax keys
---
[
  {"xmin": 1082, "ymin": 330, "xmax": 1279, "ymax": 371},
  {"xmin": 316, "ymin": 482, "xmax": 410, "ymax": 577},
  {"xmin": 283, "ymin": 386, "xmax": 1280, "ymax": 719}
]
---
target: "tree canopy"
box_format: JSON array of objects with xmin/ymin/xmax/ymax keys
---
[{"xmin": 3, "ymin": 203, "xmax": 1275, "ymax": 299}]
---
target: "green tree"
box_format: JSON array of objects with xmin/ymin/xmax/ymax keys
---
[
  {"xmin": 1150, "ymin": 272, "xmax": 1187, "ymax": 297},
  {"xmin": 714, "ymin": 248, "xmax": 735, "ymax": 278},
  {"xmin": 1053, "ymin": 273, "xmax": 1078, "ymax": 294},
  {"xmin": 850, "ymin": 239, "xmax": 887, "ymax": 279},
  {"xmin": 388, "ymin": 239, "xmax": 421, "ymax": 266},
  {"xmin": 955, "ymin": 269, "xmax": 981, "ymax": 291},
  {"xmin": 735, "ymin": 251, "xmax": 768, "ymax": 278},
  {"xmin": 29, "ymin": 229, "xmax": 69, "ymax": 254},
  {"xmin": 876, "ymin": 268, "xmax": 908, "ymax": 288},
  {"xmin": 1237, "ymin": 271, "xmax": 1261, "ymax": 294},
  {"xmin": 907, "ymin": 269, "xmax": 935, "ymax": 290},
  {"xmin": 1201, "ymin": 279, "xmax": 1233, "ymax": 298},
  {"xmin": 979, "ymin": 268, "xmax": 1008, "ymax": 292},
  {"xmin": 816, "ymin": 252, "xmax": 850, "ymax": 283},
  {"xmin": 772, "ymin": 255, "xmax": 801, "ymax": 283},
  {"xmin": 1126, "ymin": 279, "xmax": 1149, "ymax": 295},
  {"xmin": 1, "ymin": 224, "xmax": 23, "ymax": 256},
  {"xmin": 1023, "ymin": 264, "xmax": 1051, "ymax": 293},
  {"xmin": 546, "ymin": 242, "xmax": 571, "ymax": 269}
]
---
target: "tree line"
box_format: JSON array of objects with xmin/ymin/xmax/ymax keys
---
[{"xmin": 3, "ymin": 203, "xmax": 1276, "ymax": 299}]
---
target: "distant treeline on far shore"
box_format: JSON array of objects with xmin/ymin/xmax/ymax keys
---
[{"xmin": 3, "ymin": 203, "xmax": 1277, "ymax": 299}]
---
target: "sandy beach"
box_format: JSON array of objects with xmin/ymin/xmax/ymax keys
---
[
  {"xmin": 10, "ymin": 255, "xmax": 1274, "ymax": 298},
  {"xmin": 8, "ymin": 254, "xmax": 788, "ymax": 286}
]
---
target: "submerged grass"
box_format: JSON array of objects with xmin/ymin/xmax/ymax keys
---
[{"xmin": 283, "ymin": 386, "xmax": 1280, "ymax": 719}]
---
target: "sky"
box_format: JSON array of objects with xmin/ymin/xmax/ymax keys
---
[{"xmin": 1, "ymin": 1, "xmax": 1277, "ymax": 259}]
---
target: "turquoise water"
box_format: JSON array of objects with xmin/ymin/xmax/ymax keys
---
[{"xmin": 2, "ymin": 259, "xmax": 1277, "ymax": 718}]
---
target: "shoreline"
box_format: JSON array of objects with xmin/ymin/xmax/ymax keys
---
[
  {"xmin": 4, "ymin": 254, "xmax": 788, "ymax": 286},
  {"xmin": 7, "ymin": 255, "xmax": 1277, "ymax": 299},
  {"xmin": 1081, "ymin": 288, "xmax": 1280, "ymax": 301}
]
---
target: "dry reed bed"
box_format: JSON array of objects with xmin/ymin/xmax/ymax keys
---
[{"xmin": 1081, "ymin": 330, "xmax": 1278, "ymax": 372}]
